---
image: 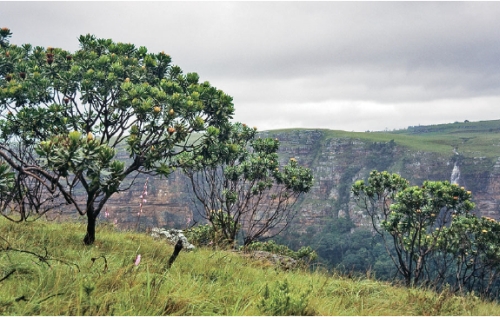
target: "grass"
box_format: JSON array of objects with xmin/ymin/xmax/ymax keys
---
[
  {"xmin": 266, "ymin": 119, "xmax": 500, "ymax": 160},
  {"xmin": 1, "ymin": 218, "xmax": 500, "ymax": 315}
]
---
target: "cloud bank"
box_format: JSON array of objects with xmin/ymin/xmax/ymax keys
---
[{"xmin": 2, "ymin": 2, "xmax": 500, "ymax": 131}]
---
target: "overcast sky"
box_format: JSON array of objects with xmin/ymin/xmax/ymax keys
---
[{"xmin": 2, "ymin": 2, "xmax": 500, "ymax": 132}]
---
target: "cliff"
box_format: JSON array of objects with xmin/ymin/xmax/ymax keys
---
[{"xmin": 83, "ymin": 120, "xmax": 500, "ymax": 232}]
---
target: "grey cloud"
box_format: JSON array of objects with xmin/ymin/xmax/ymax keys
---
[{"xmin": 2, "ymin": 2, "xmax": 500, "ymax": 131}]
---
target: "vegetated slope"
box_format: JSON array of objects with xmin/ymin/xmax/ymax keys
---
[{"xmin": 0, "ymin": 218, "xmax": 499, "ymax": 316}]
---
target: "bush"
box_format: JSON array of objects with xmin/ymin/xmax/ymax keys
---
[
  {"xmin": 184, "ymin": 224, "xmax": 214, "ymax": 247},
  {"xmin": 244, "ymin": 240, "xmax": 317, "ymax": 263},
  {"xmin": 258, "ymin": 279, "xmax": 315, "ymax": 315},
  {"xmin": 184, "ymin": 213, "xmax": 240, "ymax": 248}
]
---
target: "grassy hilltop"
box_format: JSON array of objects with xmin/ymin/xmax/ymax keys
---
[
  {"xmin": 267, "ymin": 119, "xmax": 500, "ymax": 159},
  {"xmin": 1, "ymin": 218, "xmax": 500, "ymax": 315}
]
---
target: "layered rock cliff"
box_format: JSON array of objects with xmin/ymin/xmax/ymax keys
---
[{"xmin": 85, "ymin": 121, "xmax": 500, "ymax": 232}]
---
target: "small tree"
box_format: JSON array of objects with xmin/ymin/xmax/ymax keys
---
[
  {"xmin": 440, "ymin": 214, "xmax": 500, "ymax": 296},
  {"xmin": 178, "ymin": 123, "xmax": 313, "ymax": 246},
  {"xmin": 352, "ymin": 170, "xmax": 475, "ymax": 286},
  {"xmin": 0, "ymin": 29, "xmax": 234, "ymax": 244}
]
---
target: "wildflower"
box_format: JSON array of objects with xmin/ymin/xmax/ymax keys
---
[
  {"xmin": 104, "ymin": 207, "xmax": 109, "ymax": 218},
  {"xmin": 482, "ymin": 229, "xmax": 488, "ymax": 233},
  {"xmin": 134, "ymin": 254, "xmax": 141, "ymax": 266}
]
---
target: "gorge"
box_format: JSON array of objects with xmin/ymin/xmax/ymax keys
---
[{"xmin": 86, "ymin": 119, "xmax": 500, "ymax": 235}]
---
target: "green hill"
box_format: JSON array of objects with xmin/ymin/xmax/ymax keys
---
[
  {"xmin": 267, "ymin": 118, "xmax": 500, "ymax": 159},
  {"xmin": 1, "ymin": 218, "xmax": 500, "ymax": 315}
]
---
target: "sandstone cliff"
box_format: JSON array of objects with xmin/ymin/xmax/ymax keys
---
[{"xmin": 82, "ymin": 120, "xmax": 500, "ymax": 233}]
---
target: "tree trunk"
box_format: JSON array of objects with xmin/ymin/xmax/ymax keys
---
[
  {"xmin": 166, "ymin": 239, "xmax": 184, "ymax": 268},
  {"xmin": 83, "ymin": 211, "xmax": 96, "ymax": 245}
]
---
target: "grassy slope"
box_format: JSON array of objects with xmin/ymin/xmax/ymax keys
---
[
  {"xmin": 267, "ymin": 119, "xmax": 500, "ymax": 159},
  {"xmin": 1, "ymin": 218, "xmax": 500, "ymax": 315}
]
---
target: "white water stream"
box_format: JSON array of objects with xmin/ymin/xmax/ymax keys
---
[{"xmin": 450, "ymin": 162, "xmax": 461, "ymax": 185}]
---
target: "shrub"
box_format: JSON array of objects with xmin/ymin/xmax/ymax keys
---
[
  {"xmin": 184, "ymin": 224, "xmax": 214, "ymax": 247},
  {"xmin": 258, "ymin": 279, "xmax": 315, "ymax": 316},
  {"xmin": 244, "ymin": 240, "xmax": 317, "ymax": 263}
]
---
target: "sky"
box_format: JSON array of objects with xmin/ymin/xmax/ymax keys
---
[{"xmin": 2, "ymin": 1, "xmax": 500, "ymax": 132}]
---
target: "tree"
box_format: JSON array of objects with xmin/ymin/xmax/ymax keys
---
[
  {"xmin": 0, "ymin": 29, "xmax": 234, "ymax": 244},
  {"xmin": 178, "ymin": 122, "xmax": 313, "ymax": 246},
  {"xmin": 439, "ymin": 214, "xmax": 500, "ymax": 296},
  {"xmin": 352, "ymin": 170, "xmax": 475, "ymax": 287}
]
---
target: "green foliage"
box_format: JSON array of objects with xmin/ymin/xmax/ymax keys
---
[
  {"xmin": 35, "ymin": 131, "xmax": 124, "ymax": 194},
  {"xmin": 276, "ymin": 218, "xmax": 395, "ymax": 278},
  {"xmin": 185, "ymin": 213, "xmax": 241, "ymax": 248},
  {"xmin": 0, "ymin": 27, "xmax": 12, "ymax": 48},
  {"xmin": 184, "ymin": 224, "xmax": 214, "ymax": 247},
  {"xmin": 244, "ymin": 240, "xmax": 317, "ymax": 263},
  {"xmin": 0, "ymin": 160, "xmax": 14, "ymax": 196},
  {"xmin": 0, "ymin": 31, "xmax": 234, "ymax": 244},
  {"xmin": 352, "ymin": 170, "xmax": 409, "ymax": 236},
  {"xmin": 366, "ymin": 139, "xmax": 396, "ymax": 171},
  {"xmin": 258, "ymin": 279, "xmax": 315, "ymax": 316},
  {"xmin": 352, "ymin": 170, "xmax": 500, "ymax": 298},
  {"xmin": 179, "ymin": 122, "xmax": 314, "ymax": 246}
]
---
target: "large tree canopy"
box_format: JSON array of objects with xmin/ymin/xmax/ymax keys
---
[{"xmin": 0, "ymin": 28, "xmax": 234, "ymax": 244}]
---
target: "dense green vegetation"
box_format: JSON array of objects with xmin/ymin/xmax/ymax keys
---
[
  {"xmin": 2, "ymin": 218, "xmax": 500, "ymax": 315},
  {"xmin": 276, "ymin": 218, "xmax": 395, "ymax": 280}
]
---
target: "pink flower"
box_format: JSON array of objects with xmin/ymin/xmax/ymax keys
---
[{"xmin": 134, "ymin": 254, "xmax": 141, "ymax": 266}]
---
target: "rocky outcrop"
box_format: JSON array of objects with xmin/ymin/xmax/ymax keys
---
[{"xmin": 151, "ymin": 227, "xmax": 195, "ymax": 251}]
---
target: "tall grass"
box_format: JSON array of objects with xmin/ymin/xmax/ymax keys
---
[{"xmin": 1, "ymin": 218, "xmax": 500, "ymax": 315}]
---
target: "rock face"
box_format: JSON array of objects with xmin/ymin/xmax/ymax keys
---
[
  {"xmin": 103, "ymin": 171, "xmax": 197, "ymax": 231},
  {"xmin": 61, "ymin": 124, "xmax": 500, "ymax": 234}
]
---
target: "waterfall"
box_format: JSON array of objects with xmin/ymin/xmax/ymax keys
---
[{"xmin": 450, "ymin": 163, "xmax": 461, "ymax": 185}]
